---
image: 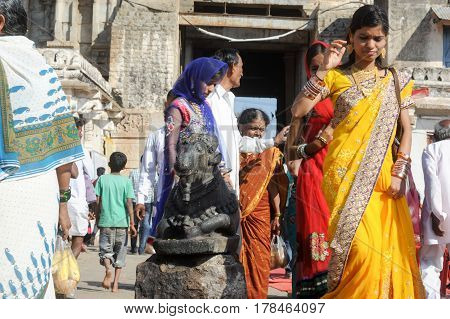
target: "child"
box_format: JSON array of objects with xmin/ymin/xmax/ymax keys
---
[{"xmin": 95, "ymin": 152, "xmax": 137, "ymax": 292}]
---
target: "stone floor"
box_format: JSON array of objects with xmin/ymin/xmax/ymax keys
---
[{"xmin": 75, "ymin": 246, "xmax": 288, "ymax": 299}]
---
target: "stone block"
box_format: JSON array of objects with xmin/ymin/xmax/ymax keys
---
[
  {"xmin": 135, "ymin": 254, "xmax": 246, "ymax": 299},
  {"xmin": 154, "ymin": 235, "xmax": 240, "ymax": 255}
]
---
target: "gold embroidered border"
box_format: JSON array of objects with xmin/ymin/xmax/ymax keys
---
[
  {"xmin": 327, "ymin": 70, "xmax": 410, "ymax": 292},
  {"xmin": 331, "ymin": 77, "xmax": 384, "ymax": 128}
]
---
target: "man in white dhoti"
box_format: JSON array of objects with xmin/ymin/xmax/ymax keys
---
[
  {"xmin": 420, "ymin": 119, "xmax": 450, "ymax": 298},
  {"xmin": 68, "ymin": 118, "xmax": 95, "ymax": 258}
]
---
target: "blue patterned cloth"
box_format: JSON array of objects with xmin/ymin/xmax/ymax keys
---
[{"xmin": 0, "ymin": 36, "xmax": 83, "ymax": 181}]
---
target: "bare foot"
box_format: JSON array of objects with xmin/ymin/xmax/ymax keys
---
[
  {"xmin": 102, "ymin": 269, "xmax": 112, "ymax": 289},
  {"xmin": 111, "ymin": 282, "xmax": 119, "ymax": 293}
]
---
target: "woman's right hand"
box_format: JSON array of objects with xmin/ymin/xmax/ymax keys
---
[
  {"xmin": 320, "ymin": 123, "xmax": 334, "ymax": 144},
  {"xmin": 58, "ymin": 203, "xmax": 71, "ymax": 240},
  {"xmin": 320, "ymin": 40, "xmax": 347, "ymax": 71}
]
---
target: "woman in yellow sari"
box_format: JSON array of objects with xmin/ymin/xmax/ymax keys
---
[
  {"xmin": 288, "ymin": 5, "xmax": 425, "ymax": 298},
  {"xmin": 239, "ymin": 108, "xmax": 288, "ymax": 299}
]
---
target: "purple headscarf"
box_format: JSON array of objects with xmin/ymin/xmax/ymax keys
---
[
  {"xmin": 172, "ymin": 57, "xmax": 228, "ymax": 104},
  {"xmin": 171, "ymin": 57, "xmax": 228, "ymax": 134}
]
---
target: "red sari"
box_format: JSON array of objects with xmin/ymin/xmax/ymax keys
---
[{"xmin": 295, "ymin": 99, "xmax": 333, "ymax": 298}]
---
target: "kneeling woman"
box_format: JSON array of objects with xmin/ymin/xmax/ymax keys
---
[{"xmin": 238, "ymin": 109, "xmax": 288, "ymax": 299}]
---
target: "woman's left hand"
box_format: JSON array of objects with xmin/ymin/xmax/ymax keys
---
[
  {"xmin": 388, "ymin": 176, "xmax": 406, "ymax": 199},
  {"xmin": 271, "ymin": 217, "xmax": 280, "ymax": 235}
]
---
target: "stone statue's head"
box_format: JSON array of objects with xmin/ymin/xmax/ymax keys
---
[{"xmin": 175, "ymin": 133, "xmax": 222, "ymax": 184}]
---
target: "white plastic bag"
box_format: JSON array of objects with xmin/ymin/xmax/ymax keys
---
[
  {"xmin": 270, "ymin": 235, "xmax": 289, "ymax": 269},
  {"xmin": 52, "ymin": 235, "xmax": 80, "ymax": 295}
]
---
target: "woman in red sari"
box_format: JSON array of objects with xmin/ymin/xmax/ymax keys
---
[
  {"xmin": 239, "ymin": 108, "xmax": 288, "ymax": 299},
  {"xmin": 291, "ymin": 41, "xmax": 334, "ymax": 298}
]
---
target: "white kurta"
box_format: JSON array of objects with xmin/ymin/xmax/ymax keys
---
[
  {"xmin": 420, "ymin": 139, "xmax": 450, "ymax": 299},
  {"xmin": 421, "ymin": 139, "xmax": 450, "ymax": 245},
  {"xmin": 137, "ymin": 127, "xmax": 165, "ymax": 206},
  {"xmin": 207, "ymin": 84, "xmax": 274, "ymax": 196}
]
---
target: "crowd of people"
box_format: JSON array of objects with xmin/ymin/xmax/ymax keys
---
[{"xmin": 0, "ymin": 0, "xmax": 449, "ymax": 300}]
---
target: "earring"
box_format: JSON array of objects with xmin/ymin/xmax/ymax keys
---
[
  {"xmin": 381, "ymin": 48, "xmax": 386, "ymax": 59},
  {"xmin": 347, "ymin": 44, "xmax": 353, "ymax": 54}
]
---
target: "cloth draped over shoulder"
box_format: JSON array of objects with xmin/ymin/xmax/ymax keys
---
[
  {"xmin": 320, "ymin": 67, "xmax": 425, "ymax": 298},
  {"xmin": 152, "ymin": 57, "xmax": 228, "ymax": 236},
  {"xmin": 240, "ymin": 147, "xmax": 288, "ymax": 298},
  {"xmin": 0, "ymin": 36, "xmax": 83, "ymax": 181}
]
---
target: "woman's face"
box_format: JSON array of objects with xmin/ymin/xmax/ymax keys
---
[
  {"xmin": 310, "ymin": 53, "xmax": 325, "ymax": 75},
  {"xmin": 350, "ymin": 25, "xmax": 387, "ymax": 64},
  {"xmin": 240, "ymin": 118, "xmax": 267, "ymax": 138},
  {"xmin": 201, "ymin": 80, "xmax": 219, "ymax": 97}
]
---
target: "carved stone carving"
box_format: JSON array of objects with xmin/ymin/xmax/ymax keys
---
[{"xmin": 156, "ymin": 134, "xmax": 239, "ymax": 242}]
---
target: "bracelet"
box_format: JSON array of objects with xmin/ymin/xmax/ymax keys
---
[
  {"xmin": 301, "ymin": 75, "xmax": 329, "ymax": 100},
  {"xmin": 397, "ymin": 152, "xmax": 411, "ymax": 162},
  {"xmin": 274, "ymin": 213, "xmax": 281, "ymax": 218},
  {"xmin": 296, "ymin": 143, "xmax": 309, "ymax": 159},
  {"xmin": 316, "ymin": 135, "xmax": 328, "ymax": 146},
  {"xmin": 391, "ymin": 158, "xmax": 410, "ymax": 180},
  {"xmin": 59, "ymin": 187, "xmax": 71, "ymax": 203}
]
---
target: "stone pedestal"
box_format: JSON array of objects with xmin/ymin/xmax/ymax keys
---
[{"xmin": 135, "ymin": 254, "xmax": 246, "ymax": 299}]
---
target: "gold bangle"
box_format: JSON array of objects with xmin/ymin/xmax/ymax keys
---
[
  {"xmin": 316, "ymin": 135, "xmax": 328, "ymax": 145},
  {"xmin": 397, "ymin": 152, "xmax": 411, "ymax": 162}
]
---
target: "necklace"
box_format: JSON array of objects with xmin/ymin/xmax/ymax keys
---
[
  {"xmin": 190, "ymin": 102, "xmax": 205, "ymax": 125},
  {"xmin": 351, "ymin": 65, "xmax": 380, "ymax": 97}
]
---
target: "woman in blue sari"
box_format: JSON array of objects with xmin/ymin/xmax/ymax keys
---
[
  {"xmin": 151, "ymin": 57, "xmax": 228, "ymax": 236},
  {"xmin": 0, "ymin": 1, "xmax": 84, "ymax": 299}
]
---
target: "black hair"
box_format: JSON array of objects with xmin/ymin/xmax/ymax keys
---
[
  {"xmin": 213, "ymin": 48, "xmax": 240, "ymax": 67},
  {"xmin": 238, "ymin": 108, "xmax": 270, "ymax": 127},
  {"xmin": 75, "ymin": 117, "xmax": 86, "ymax": 129},
  {"xmin": 208, "ymin": 66, "xmax": 227, "ymax": 85},
  {"xmin": 341, "ymin": 5, "xmax": 389, "ymax": 70},
  {"xmin": 166, "ymin": 89, "xmax": 175, "ymax": 101},
  {"xmin": 96, "ymin": 167, "xmax": 106, "ymax": 177},
  {"xmin": 306, "ymin": 43, "xmax": 327, "ymax": 69},
  {"xmin": 109, "ymin": 152, "xmax": 127, "ymax": 172},
  {"xmin": 0, "ymin": 0, "xmax": 27, "ymax": 36}
]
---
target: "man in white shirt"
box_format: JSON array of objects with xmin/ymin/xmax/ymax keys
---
[
  {"xmin": 420, "ymin": 119, "xmax": 450, "ymax": 298},
  {"xmin": 68, "ymin": 118, "xmax": 95, "ymax": 258},
  {"xmin": 207, "ymin": 48, "xmax": 289, "ymax": 196},
  {"xmin": 135, "ymin": 92, "xmax": 175, "ymax": 237},
  {"xmin": 135, "ymin": 127, "xmax": 165, "ymax": 239}
]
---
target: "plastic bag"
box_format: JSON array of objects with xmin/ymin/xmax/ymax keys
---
[
  {"xmin": 52, "ymin": 235, "xmax": 80, "ymax": 295},
  {"xmin": 270, "ymin": 235, "xmax": 289, "ymax": 270}
]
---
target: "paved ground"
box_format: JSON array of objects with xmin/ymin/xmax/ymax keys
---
[{"xmin": 76, "ymin": 246, "xmax": 288, "ymax": 299}]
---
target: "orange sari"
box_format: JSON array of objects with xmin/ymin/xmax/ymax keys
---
[{"xmin": 240, "ymin": 147, "xmax": 288, "ymax": 299}]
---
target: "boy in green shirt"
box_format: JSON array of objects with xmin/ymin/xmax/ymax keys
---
[{"xmin": 95, "ymin": 152, "xmax": 137, "ymax": 292}]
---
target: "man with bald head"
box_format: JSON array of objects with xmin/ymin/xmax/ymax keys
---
[{"xmin": 420, "ymin": 119, "xmax": 450, "ymax": 298}]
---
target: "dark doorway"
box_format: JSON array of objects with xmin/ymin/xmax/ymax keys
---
[{"xmin": 190, "ymin": 48, "xmax": 289, "ymax": 126}]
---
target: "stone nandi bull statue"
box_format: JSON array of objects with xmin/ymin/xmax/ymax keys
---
[{"xmin": 156, "ymin": 133, "xmax": 239, "ymax": 240}]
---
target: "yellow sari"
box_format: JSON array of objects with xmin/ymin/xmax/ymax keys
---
[{"xmin": 321, "ymin": 68, "xmax": 425, "ymax": 298}]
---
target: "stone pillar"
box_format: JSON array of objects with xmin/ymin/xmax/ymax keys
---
[
  {"xmin": 69, "ymin": 0, "xmax": 79, "ymax": 45},
  {"xmin": 53, "ymin": 0, "xmax": 65, "ymax": 41},
  {"xmin": 49, "ymin": 0, "xmax": 79, "ymax": 48},
  {"xmin": 91, "ymin": 0, "xmax": 101, "ymax": 43},
  {"xmin": 109, "ymin": 0, "xmax": 180, "ymax": 111},
  {"xmin": 108, "ymin": 0, "xmax": 180, "ymax": 167}
]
